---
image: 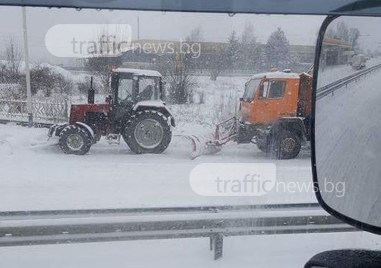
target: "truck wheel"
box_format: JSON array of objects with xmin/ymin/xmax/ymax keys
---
[
  {"xmin": 273, "ymin": 130, "xmax": 301, "ymax": 159},
  {"xmin": 59, "ymin": 125, "xmax": 92, "ymax": 155},
  {"xmin": 123, "ymin": 110, "xmax": 172, "ymax": 154}
]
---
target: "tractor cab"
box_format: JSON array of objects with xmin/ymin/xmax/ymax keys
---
[{"xmin": 110, "ymin": 68, "xmax": 164, "ymax": 106}]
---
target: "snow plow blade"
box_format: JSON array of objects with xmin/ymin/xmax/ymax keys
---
[
  {"xmin": 175, "ymin": 117, "xmax": 239, "ymax": 159},
  {"xmin": 174, "ymin": 135, "xmax": 222, "ymax": 159}
]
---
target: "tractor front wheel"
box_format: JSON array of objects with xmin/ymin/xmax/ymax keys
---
[
  {"xmin": 123, "ymin": 110, "xmax": 172, "ymax": 154},
  {"xmin": 58, "ymin": 125, "xmax": 92, "ymax": 155}
]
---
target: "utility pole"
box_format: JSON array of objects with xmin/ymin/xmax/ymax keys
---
[
  {"xmin": 22, "ymin": 6, "xmax": 33, "ymax": 127},
  {"xmin": 137, "ymin": 16, "xmax": 140, "ymax": 40}
]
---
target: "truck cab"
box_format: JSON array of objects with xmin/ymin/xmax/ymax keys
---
[{"xmin": 239, "ymin": 70, "xmax": 312, "ymax": 159}]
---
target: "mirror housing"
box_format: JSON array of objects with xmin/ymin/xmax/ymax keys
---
[{"xmin": 312, "ymin": 15, "xmax": 381, "ymax": 234}]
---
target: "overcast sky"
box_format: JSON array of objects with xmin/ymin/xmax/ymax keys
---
[
  {"xmin": 0, "ymin": 6, "xmax": 379, "ymax": 64},
  {"xmin": 0, "ymin": 6, "xmax": 324, "ymax": 63}
]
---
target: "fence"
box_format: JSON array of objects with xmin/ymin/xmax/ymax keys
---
[{"xmin": 0, "ymin": 98, "xmax": 68, "ymax": 125}]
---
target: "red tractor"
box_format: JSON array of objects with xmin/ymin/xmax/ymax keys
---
[{"xmin": 48, "ymin": 68, "xmax": 175, "ymax": 155}]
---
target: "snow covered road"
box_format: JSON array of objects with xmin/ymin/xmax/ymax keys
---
[
  {"xmin": 316, "ymin": 66, "xmax": 381, "ymax": 227},
  {"xmin": 1, "ymin": 232, "xmax": 380, "ymax": 268},
  {"xmin": 0, "ymin": 124, "xmax": 314, "ymax": 211}
]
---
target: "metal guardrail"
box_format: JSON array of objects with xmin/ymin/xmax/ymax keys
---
[
  {"xmin": 0, "ymin": 203, "xmax": 358, "ymax": 260},
  {"xmin": 316, "ymin": 63, "xmax": 381, "ymax": 99}
]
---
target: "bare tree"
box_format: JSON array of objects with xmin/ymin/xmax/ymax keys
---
[
  {"xmin": 85, "ymin": 56, "xmax": 121, "ymax": 93},
  {"xmin": 186, "ymin": 27, "xmax": 203, "ymax": 42},
  {"xmin": 84, "ymin": 27, "xmax": 128, "ymax": 93},
  {"xmin": 207, "ymin": 48, "xmax": 227, "ymax": 81},
  {"xmin": 325, "ymin": 21, "xmax": 361, "ymax": 52},
  {"xmin": 157, "ymin": 51, "xmax": 196, "ymax": 104},
  {"xmin": 0, "ymin": 37, "xmax": 22, "ymax": 83},
  {"xmin": 5, "ymin": 37, "xmax": 22, "ymax": 76},
  {"xmin": 206, "ymin": 30, "xmax": 240, "ymax": 81}
]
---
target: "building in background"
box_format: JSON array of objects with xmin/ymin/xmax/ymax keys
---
[{"xmin": 321, "ymin": 37, "xmax": 353, "ymax": 66}]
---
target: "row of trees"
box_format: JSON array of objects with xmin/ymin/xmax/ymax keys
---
[
  {"xmin": 158, "ymin": 25, "xmax": 294, "ymax": 103},
  {"xmin": 0, "ymin": 38, "xmax": 75, "ymax": 99},
  {"xmin": 183, "ymin": 25, "xmax": 294, "ymax": 81},
  {"xmin": 84, "ymin": 24, "xmax": 295, "ymax": 104},
  {"xmin": 326, "ymin": 21, "xmax": 361, "ymax": 52},
  {"xmin": 0, "ymin": 24, "xmax": 295, "ymax": 104},
  {"xmin": 226, "ymin": 24, "xmax": 291, "ymax": 72}
]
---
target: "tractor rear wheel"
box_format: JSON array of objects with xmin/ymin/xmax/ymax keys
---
[
  {"xmin": 123, "ymin": 110, "xmax": 172, "ymax": 154},
  {"xmin": 59, "ymin": 125, "xmax": 92, "ymax": 155}
]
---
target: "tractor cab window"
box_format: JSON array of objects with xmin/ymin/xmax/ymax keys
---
[
  {"xmin": 118, "ymin": 78, "xmax": 134, "ymax": 103},
  {"xmin": 242, "ymin": 79, "xmax": 261, "ymax": 100},
  {"xmin": 260, "ymin": 80, "xmax": 286, "ymax": 99},
  {"xmin": 138, "ymin": 77, "xmax": 160, "ymax": 101}
]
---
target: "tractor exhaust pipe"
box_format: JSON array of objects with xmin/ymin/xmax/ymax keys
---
[{"xmin": 88, "ymin": 76, "xmax": 95, "ymax": 104}]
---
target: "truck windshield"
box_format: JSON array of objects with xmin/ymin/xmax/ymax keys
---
[{"xmin": 242, "ymin": 79, "xmax": 261, "ymax": 100}]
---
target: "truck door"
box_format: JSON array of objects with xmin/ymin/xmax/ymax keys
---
[{"xmin": 252, "ymin": 79, "xmax": 292, "ymax": 125}]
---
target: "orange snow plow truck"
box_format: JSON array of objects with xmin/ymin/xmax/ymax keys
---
[{"xmin": 206, "ymin": 70, "xmax": 313, "ymax": 159}]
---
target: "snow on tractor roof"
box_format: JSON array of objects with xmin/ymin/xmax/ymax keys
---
[
  {"xmin": 114, "ymin": 68, "xmax": 162, "ymax": 77},
  {"xmin": 250, "ymin": 71, "xmax": 300, "ymax": 80}
]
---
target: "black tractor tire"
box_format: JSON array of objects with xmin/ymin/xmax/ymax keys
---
[
  {"xmin": 269, "ymin": 130, "xmax": 301, "ymax": 159},
  {"xmin": 58, "ymin": 125, "xmax": 93, "ymax": 155},
  {"xmin": 123, "ymin": 110, "xmax": 172, "ymax": 154}
]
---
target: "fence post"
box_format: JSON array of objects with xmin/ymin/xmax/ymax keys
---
[
  {"xmin": 64, "ymin": 99, "xmax": 69, "ymax": 121},
  {"xmin": 211, "ymin": 233, "xmax": 224, "ymax": 260}
]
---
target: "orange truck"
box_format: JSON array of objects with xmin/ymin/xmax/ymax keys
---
[{"xmin": 206, "ymin": 70, "xmax": 313, "ymax": 159}]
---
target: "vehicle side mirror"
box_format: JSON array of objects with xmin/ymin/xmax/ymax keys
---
[{"xmin": 312, "ymin": 16, "xmax": 381, "ymax": 234}]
